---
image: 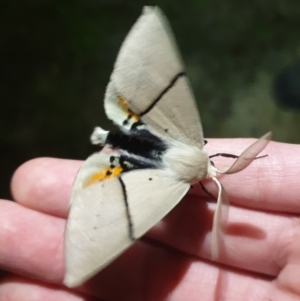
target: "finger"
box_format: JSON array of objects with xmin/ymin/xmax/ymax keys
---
[
  {"xmin": 0, "ymin": 274, "xmax": 93, "ymax": 301},
  {"xmin": 1, "ymin": 200, "xmax": 298, "ymax": 300},
  {"xmin": 0, "ymin": 200, "xmax": 64, "ymax": 283},
  {"xmin": 11, "ymin": 140, "xmax": 300, "ymax": 218},
  {"xmin": 148, "ymin": 192, "xmax": 300, "ymax": 279},
  {"xmin": 11, "ymin": 158, "xmax": 81, "ymax": 217},
  {"xmin": 9, "ymin": 143, "xmax": 300, "ymax": 279},
  {"xmin": 1, "ymin": 266, "xmax": 296, "ymax": 301},
  {"xmin": 199, "ymin": 139, "xmax": 300, "ymax": 213},
  {"xmin": 85, "ymin": 251, "xmax": 272, "ymax": 301},
  {"xmin": 0, "ymin": 198, "xmax": 193, "ymax": 290},
  {"xmin": 0, "ymin": 198, "xmax": 270, "ymax": 301},
  {"xmin": 0, "ymin": 197, "xmax": 292, "ymax": 283}
]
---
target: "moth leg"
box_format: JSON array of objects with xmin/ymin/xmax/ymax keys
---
[
  {"xmin": 209, "ymin": 152, "xmax": 268, "ymax": 160},
  {"xmin": 199, "ymin": 181, "xmax": 217, "ymax": 201},
  {"xmin": 209, "ymin": 153, "xmax": 239, "ymax": 159}
]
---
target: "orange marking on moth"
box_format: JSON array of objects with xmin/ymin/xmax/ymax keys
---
[
  {"xmin": 83, "ymin": 166, "xmax": 123, "ymax": 187},
  {"xmin": 117, "ymin": 96, "xmax": 140, "ymax": 122}
]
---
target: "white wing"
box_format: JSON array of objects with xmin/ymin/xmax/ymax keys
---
[
  {"xmin": 64, "ymin": 166, "xmax": 189, "ymax": 287},
  {"xmin": 70, "ymin": 150, "xmax": 119, "ymax": 203},
  {"xmin": 104, "ymin": 6, "xmax": 203, "ymax": 147}
]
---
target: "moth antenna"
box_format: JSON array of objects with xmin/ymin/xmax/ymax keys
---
[
  {"xmin": 209, "ymin": 153, "xmax": 239, "ymax": 159},
  {"xmin": 216, "ymin": 132, "xmax": 272, "ymax": 174},
  {"xmin": 209, "ymin": 153, "xmax": 268, "ymax": 160}
]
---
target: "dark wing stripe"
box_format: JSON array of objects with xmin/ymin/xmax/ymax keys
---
[
  {"xmin": 140, "ymin": 72, "xmax": 185, "ymax": 116},
  {"xmin": 118, "ymin": 176, "xmax": 135, "ymax": 241}
]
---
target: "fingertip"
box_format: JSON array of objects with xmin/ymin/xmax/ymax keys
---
[
  {"xmin": 11, "ymin": 157, "xmax": 46, "ymax": 203},
  {"xmin": 11, "ymin": 157, "xmax": 82, "ymax": 217}
]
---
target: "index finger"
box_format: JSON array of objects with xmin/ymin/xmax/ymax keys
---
[
  {"xmin": 203, "ymin": 138, "xmax": 300, "ymax": 213},
  {"xmin": 10, "ymin": 139, "xmax": 300, "ymax": 217},
  {"xmin": 11, "ymin": 157, "xmax": 81, "ymax": 218}
]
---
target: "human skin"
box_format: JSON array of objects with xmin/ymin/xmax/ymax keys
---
[{"xmin": 1, "ymin": 138, "xmax": 300, "ymax": 301}]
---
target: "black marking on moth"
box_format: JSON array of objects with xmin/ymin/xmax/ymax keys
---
[
  {"xmin": 109, "ymin": 156, "xmax": 118, "ymax": 168},
  {"xmin": 116, "ymin": 72, "xmax": 185, "ymax": 135},
  {"xmin": 118, "ymin": 177, "xmax": 135, "ymax": 241},
  {"xmin": 140, "ymin": 72, "xmax": 185, "ymax": 116},
  {"xmin": 99, "ymin": 72, "xmax": 187, "ymax": 176},
  {"xmin": 114, "ymin": 71, "xmax": 185, "ymax": 139},
  {"xmin": 116, "ymin": 152, "xmax": 157, "ymax": 172},
  {"xmin": 106, "ymin": 131, "xmax": 167, "ymax": 162}
]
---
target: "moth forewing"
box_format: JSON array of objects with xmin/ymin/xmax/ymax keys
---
[{"xmin": 104, "ymin": 7, "xmax": 204, "ymax": 147}]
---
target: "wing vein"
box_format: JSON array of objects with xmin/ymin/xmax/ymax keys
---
[
  {"xmin": 140, "ymin": 71, "xmax": 185, "ymax": 116},
  {"xmin": 118, "ymin": 176, "xmax": 135, "ymax": 241}
]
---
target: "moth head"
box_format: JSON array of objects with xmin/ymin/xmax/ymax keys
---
[{"xmin": 163, "ymin": 142, "xmax": 213, "ymax": 183}]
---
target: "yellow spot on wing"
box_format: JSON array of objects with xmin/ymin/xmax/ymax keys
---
[
  {"xmin": 117, "ymin": 96, "xmax": 140, "ymax": 122},
  {"xmin": 83, "ymin": 166, "xmax": 123, "ymax": 188}
]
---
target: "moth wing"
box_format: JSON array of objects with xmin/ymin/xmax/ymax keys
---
[
  {"xmin": 69, "ymin": 151, "xmax": 119, "ymax": 204},
  {"xmin": 105, "ymin": 6, "xmax": 204, "ymax": 147},
  {"xmin": 64, "ymin": 165, "xmax": 189, "ymax": 287}
]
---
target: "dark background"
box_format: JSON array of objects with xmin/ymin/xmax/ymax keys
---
[{"xmin": 1, "ymin": 0, "xmax": 300, "ymax": 199}]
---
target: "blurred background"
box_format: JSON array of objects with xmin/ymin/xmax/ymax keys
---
[{"xmin": 1, "ymin": 0, "xmax": 300, "ymax": 199}]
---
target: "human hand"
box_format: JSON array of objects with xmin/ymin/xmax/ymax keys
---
[{"xmin": 1, "ymin": 138, "xmax": 300, "ymax": 301}]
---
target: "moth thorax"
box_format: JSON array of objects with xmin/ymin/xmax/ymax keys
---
[{"xmin": 163, "ymin": 143, "xmax": 210, "ymax": 183}]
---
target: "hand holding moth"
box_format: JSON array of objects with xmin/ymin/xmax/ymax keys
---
[
  {"xmin": 1, "ymin": 5, "xmax": 296, "ymax": 301},
  {"xmin": 1, "ymin": 141, "xmax": 300, "ymax": 300}
]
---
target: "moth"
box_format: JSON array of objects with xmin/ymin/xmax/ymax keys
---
[{"xmin": 64, "ymin": 6, "xmax": 271, "ymax": 287}]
